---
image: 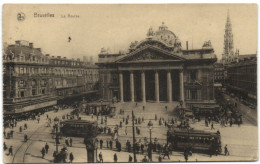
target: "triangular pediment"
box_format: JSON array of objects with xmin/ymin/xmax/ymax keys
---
[{"xmin": 116, "ymin": 45, "xmax": 185, "ymax": 63}]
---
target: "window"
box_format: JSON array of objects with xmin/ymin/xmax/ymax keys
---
[
  {"xmin": 20, "ymin": 67, "xmax": 24, "ymax": 74},
  {"xmin": 191, "ymin": 90, "xmax": 197, "ymax": 100},
  {"xmin": 190, "ymin": 70, "xmax": 198, "ymax": 82},
  {"xmin": 32, "ymin": 89, "xmax": 36, "ymax": 95},
  {"xmin": 19, "ymin": 80, "xmax": 26, "ymax": 87},
  {"xmin": 32, "ymin": 80, "xmax": 37, "ymax": 87},
  {"xmin": 20, "ymin": 91, "xmax": 25, "ymax": 97}
]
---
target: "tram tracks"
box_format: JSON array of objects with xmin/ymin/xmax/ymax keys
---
[{"xmin": 11, "ymin": 125, "xmax": 47, "ymax": 163}]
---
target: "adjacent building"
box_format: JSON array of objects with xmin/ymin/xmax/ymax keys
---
[
  {"xmin": 225, "ymin": 54, "xmax": 257, "ymax": 103},
  {"xmin": 3, "ymin": 40, "xmax": 99, "ymax": 114},
  {"xmin": 96, "ymin": 22, "xmax": 217, "ymax": 108},
  {"xmin": 214, "ymin": 63, "xmax": 225, "ymax": 86}
]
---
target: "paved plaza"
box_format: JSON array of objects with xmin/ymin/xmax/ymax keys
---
[{"xmin": 3, "ymin": 93, "xmax": 258, "ymax": 163}]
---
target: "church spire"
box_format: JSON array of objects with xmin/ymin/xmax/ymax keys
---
[{"xmin": 222, "ymin": 9, "xmax": 234, "ymax": 64}]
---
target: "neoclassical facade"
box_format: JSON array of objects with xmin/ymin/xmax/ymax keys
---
[{"xmin": 97, "ymin": 23, "xmax": 217, "ymax": 108}]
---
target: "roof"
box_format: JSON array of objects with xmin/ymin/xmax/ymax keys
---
[{"xmin": 6, "ymin": 44, "xmax": 45, "ymax": 58}]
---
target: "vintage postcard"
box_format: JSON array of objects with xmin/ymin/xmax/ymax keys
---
[{"xmin": 2, "ymin": 4, "xmax": 257, "ymax": 163}]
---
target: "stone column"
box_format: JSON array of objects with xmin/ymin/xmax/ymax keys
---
[
  {"xmin": 155, "ymin": 71, "xmax": 160, "ymax": 103},
  {"xmin": 130, "ymin": 71, "xmax": 135, "ymax": 102},
  {"xmin": 107, "ymin": 71, "xmax": 111, "ymax": 100},
  {"xmin": 179, "ymin": 69, "xmax": 185, "ymax": 107},
  {"xmin": 141, "ymin": 71, "xmax": 146, "ymax": 103},
  {"xmin": 167, "ymin": 71, "xmax": 172, "ymax": 103},
  {"xmin": 119, "ymin": 72, "xmax": 124, "ymax": 103},
  {"xmin": 15, "ymin": 81, "xmax": 19, "ymax": 98}
]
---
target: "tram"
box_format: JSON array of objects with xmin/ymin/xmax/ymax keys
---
[
  {"xmin": 167, "ymin": 128, "xmax": 222, "ymax": 155},
  {"xmin": 60, "ymin": 120, "xmax": 99, "ymax": 137},
  {"xmin": 192, "ymin": 105, "xmax": 220, "ymax": 118}
]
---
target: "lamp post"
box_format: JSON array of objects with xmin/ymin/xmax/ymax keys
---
[
  {"xmin": 148, "ymin": 120, "xmax": 153, "ymax": 162},
  {"xmin": 54, "ymin": 116, "xmax": 59, "ymax": 153},
  {"xmin": 132, "ymin": 110, "xmax": 137, "ymax": 162}
]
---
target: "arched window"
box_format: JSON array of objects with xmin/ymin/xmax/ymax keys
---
[{"xmin": 19, "ymin": 80, "xmax": 26, "ymax": 87}]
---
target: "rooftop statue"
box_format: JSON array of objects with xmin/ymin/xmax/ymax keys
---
[{"xmin": 147, "ymin": 27, "xmax": 154, "ymax": 37}]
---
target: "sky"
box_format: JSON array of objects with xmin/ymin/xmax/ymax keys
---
[{"xmin": 3, "ymin": 4, "xmax": 258, "ymax": 62}]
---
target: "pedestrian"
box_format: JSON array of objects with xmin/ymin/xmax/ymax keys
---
[
  {"xmin": 184, "ymin": 149, "xmax": 188, "ymax": 162},
  {"xmin": 165, "ymin": 106, "xmax": 167, "ymax": 111},
  {"xmin": 163, "ymin": 146, "xmax": 170, "ymax": 159},
  {"xmin": 142, "ymin": 155, "xmax": 148, "ymax": 162},
  {"xmin": 141, "ymin": 143, "xmax": 144, "ymax": 154},
  {"xmin": 99, "ymin": 152, "xmax": 103, "ymax": 162},
  {"xmin": 224, "ymin": 145, "xmax": 229, "ymax": 156},
  {"xmin": 4, "ymin": 142, "xmax": 7, "ymax": 151},
  {"xmin": 110, "ymin": 140, "xmax": 113, "ymax": 149},
  {"xmin": 24, "ymin": 134, "xmax": 28, "ymax": 142},
  {"xmin": 129, "ymin": 155, "xmax": 133, "ymax": 162},
  {"xmin": 230, "ymin": 120, "xmax": 233, "ymax": 127},
  {"xmin": 45, "ymin": 143, "xmax": 49, "ymax": 154},
  {"xmin": 100, "ymin": 139, "xmax": 103, "ymax": 149},
  {"xmin": 114, "ymin": 153, "xmax": 118, "ymax": 162},
  {"xmin": 143, "ymin": 106, "xmax": 145, "ymax": 111},
  {"xmin": 70, "ymin": 138, "xmax": 73, "ymax": 147},
  {"xmin": 65, "ymin": 137, "xmax": 69, "ymax": 146},
  {"xmin": 158, "ymin": 154, "xmax": 162, "ymax": 162},
  {"xmin": 211, "ymin": 123, "xmax": 215, "ymax": 130},
  {"xmin": 24, "ymin": 123, "xmax": 27, "ymax": 130},
  {"xmin": 41, "ymin": 147, "xmax": 46, "ymax": 158},
  {"xmin": 125, "ymin": 126, "xmax": 127, "ymax": 135},
  {"xmin": 8, "ymin": 146, "xmax": 13, "ymax": 156},
  {"xmin": 69, "ymin": 152, "xmax": 74, "ymax": 163}
]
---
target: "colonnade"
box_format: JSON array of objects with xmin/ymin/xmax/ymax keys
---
[{"xmin": 119, "ymin": 70, "xmax": 184, "ymax": 104}]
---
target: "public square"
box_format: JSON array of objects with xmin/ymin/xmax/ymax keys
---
[{"xmin": 3, "ymin": 91, "xmax": 258, "ymax": 163}]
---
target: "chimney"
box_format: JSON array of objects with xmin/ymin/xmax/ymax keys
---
[
  {"xmin": 57, "ymin": 56, "xmax": 61, "ymax": 59},
  {"xmin": 186, "ymin": 41, "xmax": 189, "ymax": 50},
  {"xmin": 45, "ymin": 54, "xmax": 50, "ymax": 57},
  {"xmin": 36, "ymin": 48, "xmax": 41, "ymax": 52},
  {"xmin": 63, "ymin": 57, "xmax": 66, "ymax": 59},
  {"xmin": 29, "ymin": 43, "xmax": 34, "ymax": 48}
]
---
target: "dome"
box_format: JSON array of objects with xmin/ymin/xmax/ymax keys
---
[{"xmin": 152, "ymin": 22, "xmax": 177, "ymax": 47}]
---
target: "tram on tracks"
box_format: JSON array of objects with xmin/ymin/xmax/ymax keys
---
[
  {"xmin": 192, "ymin": 104, "xmax": 220, "ymax": 118},
  {"xmin": 60, "ymin": 120, "xmax": 100, "ymax": 137},
  {"xmin": 167, "ymin": 128, "xmax": 222, "ymax": 155}
]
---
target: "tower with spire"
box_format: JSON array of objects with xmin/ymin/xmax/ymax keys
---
[{"xmin": 222, "ymin": 10, "xmax": 239, "ymax": 64}]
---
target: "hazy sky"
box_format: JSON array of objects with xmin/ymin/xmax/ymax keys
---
[{"xmin": 3, "ymin": 4, "xmax": 257, "ymax": 61}]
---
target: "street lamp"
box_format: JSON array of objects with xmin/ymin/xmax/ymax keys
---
[
  {"xmin": 54, "ymin": 116, "xmax": 59, "ymax": 153},
  {"xmin": 148, "ymin": 120, "xmax": 153, "ymax": 162}
]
